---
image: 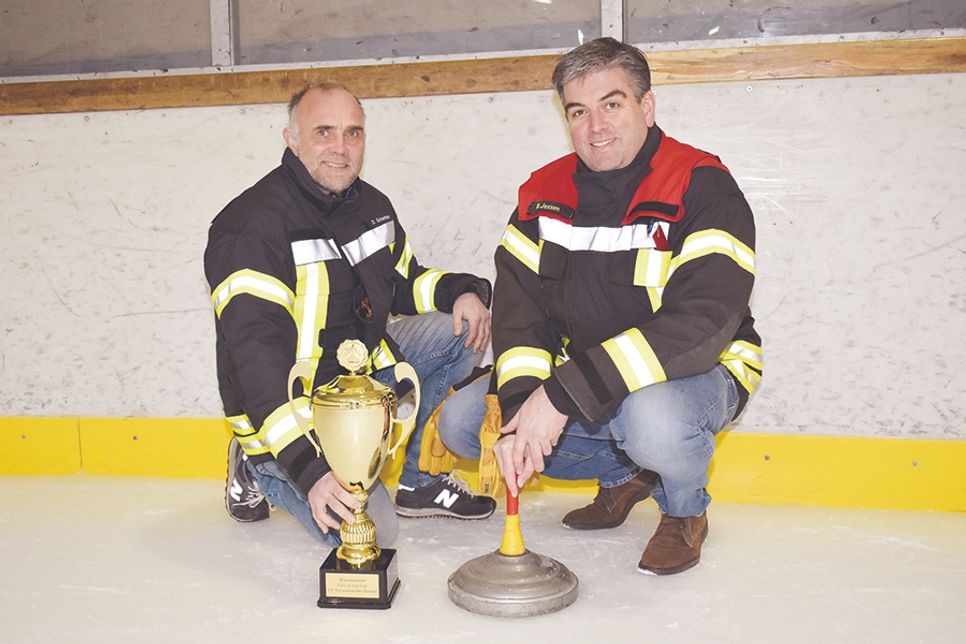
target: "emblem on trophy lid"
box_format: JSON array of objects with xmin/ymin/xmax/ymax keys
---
[{"xmin": 337, "ymin": 339, "xmax": 369, "ymax": 374}]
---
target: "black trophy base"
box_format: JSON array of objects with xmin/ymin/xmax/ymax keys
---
[{"xmin": 318, "ymin": 548, "xmax": 400, "ymax": 609}]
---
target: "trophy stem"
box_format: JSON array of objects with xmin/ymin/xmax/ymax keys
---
[{"xmin": 336, "ymin": 489, "xmax": 381, "ymax": 567}]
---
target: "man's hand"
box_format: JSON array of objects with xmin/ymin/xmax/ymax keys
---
[
  {"xmin": 452, "ymin": 292, "xmax": 491, "ymax": 353},
  {"xmin": 307, "ymin": 472, "xmax": 361, "ymax": 534},
  {"xmin": 499, "ymin": 385, "xmax": 568, "ymax": 491},
  {"xmin": 493, "ymin": 435, "xmax": 536, "ymax": 497}
]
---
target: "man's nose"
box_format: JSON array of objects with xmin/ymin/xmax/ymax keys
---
[
  {"xmin": 588, "ymin": 110, "xmax": 605, "ymax": 132},
  {"xmin": 329, "ymin": 132, "xmax": 348, "ymax": 154}
]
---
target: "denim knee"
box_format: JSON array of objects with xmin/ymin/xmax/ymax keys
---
[
  {"xmin": 436, "ymin": 376, "xmax": 487, "ymax": 460},
  {"xmin": 608, "ymin": 369, "xmax": 731, "ymax": 475}
]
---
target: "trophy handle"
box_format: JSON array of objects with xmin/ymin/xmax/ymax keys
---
[
  {"xmin": 287, "ymin": 361, "xmax": 322, "ymax": 457},
  {"xmin": 387, "ymin": 361, "xmax": 420, "ymax": 456}
]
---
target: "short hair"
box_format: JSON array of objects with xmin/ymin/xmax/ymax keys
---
[
  {"xmin": 551, "ymin": 37, "xmax": 651, "ymax": 102},
  {"xmin": 286, "ymin": 81, "xmax": 364, "ymax": 133}
]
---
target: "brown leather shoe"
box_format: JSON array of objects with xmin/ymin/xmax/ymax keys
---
[
  {"xmin": 638, "ymin": 512, "xmax": 708, "ymax": 575},
  {"xmin": 561, "ymin": 470, "xmax": 659, "ymax": 530}
]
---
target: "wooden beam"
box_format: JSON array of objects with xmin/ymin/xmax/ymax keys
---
[{"xmin": 1, "ymin": 37, "xmax": 964, "ymax": 116}]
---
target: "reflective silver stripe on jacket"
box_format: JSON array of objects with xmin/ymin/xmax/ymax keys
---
[
  {"xmin": 341, "ymin": 221, "xmax": 395, "ymax": 266},
  {"xmin": 539, "ymin": 217, "xmax": 669, "ymax": 253},
  {"xmin": 291, "ymin": 238, "xmax": 340, "ymax": 265}
]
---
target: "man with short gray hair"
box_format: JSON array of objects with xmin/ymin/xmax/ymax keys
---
[{"xmin": 205, "ymin": 82, "xmax": 497, "ymax": 547}]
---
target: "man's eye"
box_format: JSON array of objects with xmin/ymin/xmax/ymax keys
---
[
  {"xmin": 605, "ymin": 102, "xmax": 619, "ymax": 110},
  {"xmin": 569, "ymin": 109, "xmax": 585, "ymax": 119}
]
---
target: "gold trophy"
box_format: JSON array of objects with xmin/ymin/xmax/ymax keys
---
[{"xmin": 288, "ymin": 339, "xmax": 420, "ymax": 609}]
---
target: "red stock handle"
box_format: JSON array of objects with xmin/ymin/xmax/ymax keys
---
[{"xmin": 505, "ymin": 487, "xmax": 519, "ymax": 516}]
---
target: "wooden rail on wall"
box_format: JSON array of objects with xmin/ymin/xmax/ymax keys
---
[{"xmin": 1, "ymin": 37, "xmax": 964, "ymax": 116}]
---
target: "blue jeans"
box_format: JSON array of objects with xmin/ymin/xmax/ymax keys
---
[
  {"xmin": 248, "ymin": 311, "xmax": 480, "ymax": 542},
  {"xmin": 373, "ymin": 311, "xmax": 481, "ymax": 489},
  {"xmin": 251, "ymin": 458, "xmax": 398, "ymax": 547},
  {"xmin": 437, "ymin": 364, "xmax": 739, "ymax": 517}
]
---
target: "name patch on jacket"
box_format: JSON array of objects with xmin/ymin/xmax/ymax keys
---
[{"xmin": 528, "ymin": 200, "xmax": 575, "ymax": 221}]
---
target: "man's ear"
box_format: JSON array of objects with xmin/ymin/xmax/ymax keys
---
[
  {"xmin": 642, "ymin": 91, "xmax": 656, "ymax": 128},
  {"xmin": 282, "ymin": 127, "xmax": 298, "ymax": 155}
]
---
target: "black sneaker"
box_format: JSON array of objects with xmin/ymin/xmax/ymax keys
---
[
  {"xmin": 395, "ymin": 473, "xmax": 496, "ymax": 519},
  {"xmin": 225, "ymin": 439, "xmax": 270, "ymax": 522}
]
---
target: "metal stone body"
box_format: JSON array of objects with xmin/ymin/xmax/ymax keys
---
[{"xmin": 448, "ymin": 548, "xmax": 579, "ymax": 617}]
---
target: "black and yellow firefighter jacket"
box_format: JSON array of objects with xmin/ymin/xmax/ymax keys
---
[
  {"xmin": 493, "ymin": 126, "xmax": 762, "ymax": 425},
  {"xmin": 205, "ymin": 149, "xmax": 491, "ymax": 496}
]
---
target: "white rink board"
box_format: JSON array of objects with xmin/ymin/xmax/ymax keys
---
[{"xmin": 0, "ymin": 72, "xmax": 964, "ymax": 439}]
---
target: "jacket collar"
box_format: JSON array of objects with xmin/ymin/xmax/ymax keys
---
[
  {"xmin": 572, "ymin": 125, "xmax": 663, "ymax": 207},
  {"xmin": 281, "ymin": 148, "xmax": 359, "ymax": 213}
]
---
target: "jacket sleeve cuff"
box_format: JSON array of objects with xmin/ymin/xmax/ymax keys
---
[
  {"xmin": 279, "ymin": 436, "xmax": 332, "ymax": 497},
  {"xmin": 459, "ymin": 278, "xmax": 493, "ymax": 308},
  {"xmin": 541, "ymin": 374, "xmax": 581, "ymax": 419}
]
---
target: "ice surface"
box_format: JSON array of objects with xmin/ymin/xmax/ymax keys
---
[{"xmin": 2, "ymin": 475, "xmax": 964, "ymax": 643}]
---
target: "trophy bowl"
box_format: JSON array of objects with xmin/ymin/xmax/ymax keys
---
[{"xmin": 288, "ymin": 339, "xmax": 420, "ymax": 608}]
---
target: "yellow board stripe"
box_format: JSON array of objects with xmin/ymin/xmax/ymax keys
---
[
  {"xmin": 601, "ymin": 328, "xmax": 667, "ymax": 391},
  {"xmin": 496, "ymin": 346, "xmax": 552, "ymax": 389},
  {"xmin": 212, "ymin": 269, "xmax": 295, "ymax": 318},
  {"xmin": 3, "ymin": 417, "xmax": 965, "ymax": 511},
  {"xmin": 413, "ymin": 269, "xmax": 449, "ymax": 313},
  {"xmin": 499, "ymin": 224, "xmax": 540, "ymax": 273}
]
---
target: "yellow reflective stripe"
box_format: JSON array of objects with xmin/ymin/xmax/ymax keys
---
[
  {"xmin": 602, "ymin": 328, "xmax": 666, "ymax": 391},
  {"xmin": 370, "ymin": 339, "xmax": 397, "ymax": 371},
  {"xmin": 722, "ymin": 357, "xmax": 762, "ymax": 395},
  {"xmin": 667, "ymin": 229, "xmax": 755, "ymax": 282},
  {"xmin": 394, "ymin": 238, "xmax": 414, "ymax": 279},
  {"xmin": 499, "ymin": 224, "xmax": 540, "ymax": 273},
  {"xmin": 554, "ymin": 337, "xmax": 572, "ymax": 367},
  {"xmin": 720, "ymin": 339, "xmax": 763, "ymax": 395},
  {"xmin": 496, "ymin": 346, "xmax": 552, "ymax": 389},
  {"xmin": 237, "ymin": 432, "xmax": 270, "ymax": 456},
  {"xmin": 414, "ymin": 269, "xmax": 449, "ymax": 313},
  {"xmin": 261, "ymin": 397, "xmax": 313, "ymax": 455},
  {"xmin": 633, "ymin": 249, "xmax": 672, "ymax": 287},
  {"xmin": 227, "ymin": 414, "xmax": 253, "ymax": 435},
  {"xmin": 227, "ymin": 414, "xmax": 270, "ymax": 455},
  {"xmin": 294, "ymin": 261, "xmax": 329, "ymax": 362},
  {"xmin": 646, "ymin": 287, "xmax": 663, "ymax": 313},
  {"xmin": 720, "ymin": 339, "xmax": 763, "ymax": 370},
  {"xmin": 212, "ymin": 269, "xmax": 295, "ymax": 318}
]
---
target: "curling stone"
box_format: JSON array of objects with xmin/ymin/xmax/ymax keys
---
[{"xmin": 448, "ymin": 488, "xmax": 578, "ymax": 617}]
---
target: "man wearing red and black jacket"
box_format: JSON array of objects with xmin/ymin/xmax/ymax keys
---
[
  {"xmin": 437, "ymin": 38, "xmax": 762, "ymax": 575},
  {"xmin": 205, "ymin": 82, "xmax": 495, "ymax": 546}
]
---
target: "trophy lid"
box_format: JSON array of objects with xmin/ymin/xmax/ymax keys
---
[{"xmin": 310, "ymin": 339, "xmax": 396, "ymax": 409}]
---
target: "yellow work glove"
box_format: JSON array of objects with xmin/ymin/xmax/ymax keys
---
[
  {"xmin": 417, "ymin": 388, "xmax": 458, "ymax": 476},
  {"xmin": 477, "ymin": 393, "xmax": 504, "ymax": 498}
]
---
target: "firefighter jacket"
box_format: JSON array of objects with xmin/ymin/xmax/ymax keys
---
[
  {"xmin": 205, "ymin": 149, "xmax": 491, "ymax": 496},
  {"xmin": 493, "ymin": 126, "xmax": 762, "ymax": 425}
]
